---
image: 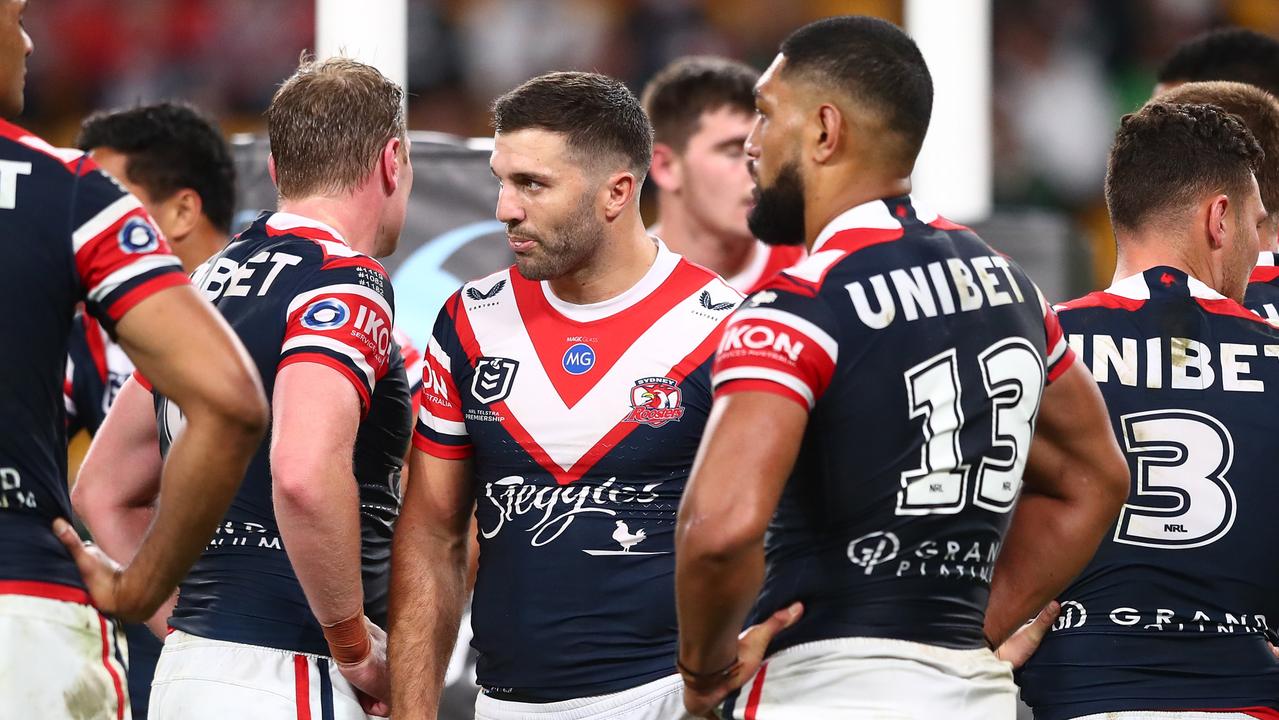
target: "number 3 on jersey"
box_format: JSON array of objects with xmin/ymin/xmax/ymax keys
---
[
  {"xmin": 898, "ymin": 338, "xmax": 1045, "ymax": 515},
  {"xmin": 1114, "ymin": 409, "xmax": 1236, "ymax": 549}
]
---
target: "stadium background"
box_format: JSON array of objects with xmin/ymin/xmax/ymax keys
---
[{"xmin": 40, "ymin": 1, "xmax": 1279, "ymax": 717}]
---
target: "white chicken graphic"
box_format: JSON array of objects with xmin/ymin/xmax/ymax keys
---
[{"xmin": 612, "ymin": 520, "xmax": 648, "ymax": 552}]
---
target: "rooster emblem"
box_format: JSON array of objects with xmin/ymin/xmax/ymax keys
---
[{"xmin": 612, "ymin": 521, "xmax": 647, "ymax": 552}]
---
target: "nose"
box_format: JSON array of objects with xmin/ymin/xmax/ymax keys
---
[
  {"xmin": 744, "ymin": 116, "xmax": 763, "ymax": 161},
  {"xmin": 495, "ymin": 184, "xmax": 524, "ymax": 226}
]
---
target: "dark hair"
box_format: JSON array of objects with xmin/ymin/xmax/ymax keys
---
[
  {"xmin": 1158, "ymin": 81, "xmax": 1279, "ymax": 218},
  {"xmin": 641, "ymin": 56, "xmax": 758, "ymax": 152},
  {"xmin": 1106, "ymin": 102, "xmax": 1264, "ymax": 231},
  {"xmin": 78, "ymin": 102, "xmax": 236, "ymax": 233},
  {"xmin": 267, "ymin": 56, "xmax": 405, "ymax": 199},
  {"xmin": 492, "ymin": 71, "xmax": 653, "ymax": 178},
  {"xmin": 1157, "ymin": 28, "xmax": 1279, "ymax": 97},
  {"xmin": 779, "ymin": 16, "xmax": 933, "ymax": 168}
]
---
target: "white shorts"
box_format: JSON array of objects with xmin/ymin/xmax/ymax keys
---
[
  {"xmin": 0, "ymin": 584, "xmax": 130, "ymax": 720},
  {"xmin": 149, "ymin": 630, "xmax": 382, "ymax": 720},
  {"xmin": 1071, "ymin": 713, "xmax": 1272, "ymax": 719},
  {"xmin": 474, "ymin": 673, "xmax": 691, "ymax": 720},
  {"xmin": 728, "ymin": 636, "xmax": 1017, "ymax": 719}
]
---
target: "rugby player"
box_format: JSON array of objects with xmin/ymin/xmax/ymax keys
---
[
  {"xmin": 674, "ymin": 16, "xmax": 1129, "ymax": 718},
  {"xmin": 390, "ymin": 71, "xmax": 740, "ymax": 720}
]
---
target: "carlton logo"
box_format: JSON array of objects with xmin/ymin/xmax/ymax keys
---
[{"xmin": 623, "ymin": 377, "xmax": 685, "ymax": 428}]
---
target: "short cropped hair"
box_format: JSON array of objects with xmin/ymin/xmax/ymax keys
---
[
  {"xmin": 641, "ymin": 56, "xmax": 758, "ymax": 152},
  {"xmin": 492, "ymin": 71, "xmax": 653, "ymax": 178},
  {"xmin": 1106, "ymin": 102, "xmax": 1264, "ymax": 232},
  {"xmin": 1157, "ymin": 28, "xmax": 1279, "ymax": 97},
  {"xmin": 779, "ymin": 16, "xmax": 933, "ymax": 168},
  {"xmin": 1157, "ymin": 81, "xmax": 1279, "ymax": 218},
  {"xmin": 266, "ymin": 56, "xmax": 406, "ymax": 199},
  {"xmin": 78, "ymin": 102, "xmax": 236, "ymax": 233}
]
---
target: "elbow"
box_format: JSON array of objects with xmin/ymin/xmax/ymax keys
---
[
  {"xmin": 271, "ymin": 462, "xmax": 327, "ymax": 517},
  {"xmin": 193, "ymin": 370, "xmax": 269, "ymax": 441},
  {"xmin": 69, "ymin": 477, "xmax": 102, "ymax": 528},
  {"xmin": 676, "ymin": 509, "xmax": 766, "ymax": 568},
  {"xmin": 1096, "ymin": 452, "xmax": 1131, "ymax": 514}
]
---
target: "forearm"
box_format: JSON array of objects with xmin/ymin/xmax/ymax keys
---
[
  {"xmin": 676, "ymin": 531, "xmax": 766, "ymax": 672},
  {"xmin": 274, "ymin": 466, "xmax": 365, "ymax": 625},
  {"xmin": 985, "ymin": 490, "xmax": 1114, "ymax": 644},
  {"xmin": 389, "ymin": 516, "xmax": 469, "ymax": 716},
  {"xmin": 116, "ymin": 407, "xmax": 258, "ymax": 617},
  {"xmin": 83, "ymin": 503, "xmax": 154, "ymax": 565}
]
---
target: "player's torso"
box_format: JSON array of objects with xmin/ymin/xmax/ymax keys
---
[
  {"xmin": 0, "ymin": 131, "xmax": 118, "ymax": 587},
  {"xmin": 66, "ymin": 313, "xmax": 134, "ymax": 435},
  {"xmin": 167, "ymin": 212, "xmax": 404, "ymax": 654},
  {"xmin": 1020, "ymin": 268, "xmax": 1279, "ymax": 718},
  {"xmin": 748, "ymin": 200, "xmax": 1057, "ymax": 653},
  {"xmin": 449, "ymin": 251, "xmax": 737, "ymax": 696}
]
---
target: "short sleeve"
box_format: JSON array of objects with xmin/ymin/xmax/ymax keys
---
[
  {"xmin": 1038, "ymin": 286, "xmax": 1075, "ymax": 383},
  {"xmin": 712, "ymin": 291, "xmax": 841, "ymax": 411},
  {"xmin": 71, "ymin": 161, "xmax": 188, "ymax": 323},
  {"xmin": 412, "ymin": 298, "xmax": 472, "ymax": 459},
  {"xmin": 278, "ymin": 262, "xmax": 395, "ymax": 414}
]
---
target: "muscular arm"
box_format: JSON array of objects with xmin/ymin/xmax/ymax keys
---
[
  {"xmin": 983, "ymin": 361, "xmax": 1129, "ymax": 645},
  {"xmin": 72, "ymin": 378, "xmax": 162, "ymax": 563},
  {"xmin": 676, "ymin": 391, "xmax": 807, "ymax": 676},
  {"xmin": 58, "ymin": 285, "xmax": 267, "ymax": 620},
  {"xmin": 271, "ymin": 362, "xmax": 365, "ymax": 626},
  {"xmin": 389, "ymin": 449, "xmax": 474, "ymax": 719}
]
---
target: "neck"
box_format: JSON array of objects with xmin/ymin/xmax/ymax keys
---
[
  {"xmin": 654, "ymin": 193, "xmax": 756, "ymax": 278},
  {"xmin": 176, "ymin": 223, "xmax": 230, "ymax": 274},
  {"xmin": 804, "ymin": 171, "xmax": 911, "ymax": 248},
  {"xmin": 548, "ymin": 209, "xmax": 658, "ymax": 305},
  {"xmin": 279, "ymin": 193, "xmax": 381, "ymax": 256},
  {"xmin": 1113, "ymin": 226, "xmax": 1219, "ymax": 291}
]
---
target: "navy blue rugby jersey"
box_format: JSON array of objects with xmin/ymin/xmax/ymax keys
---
[
  {"xmin": 65, "ymin": 310, "xmax": 134, "ymax": 436},
  {"xmin": 0, "ymin": 119, "xmax": 186, "ymax": 592},
  {"xmin": 144, "ymin": 211, "xmax": 408, "ymax": 654},
  {"xmin": 415, "ymin": 241, "xmax": 742, "ymax": 700},
  {"xmin": 1019, "ymin": 268, "xmax": 1279, "ymax": 720},
  {"xmin": 1245, "ymin": 250, "xmax": 1279, "ymax": 322},
  {"xmin": 710, "ymin": 195, "xmax": 1073, "ymax": 655}
]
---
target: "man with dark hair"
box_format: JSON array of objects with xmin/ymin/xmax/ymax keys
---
[
  {"xmin": 74, "ymin": 56, "xmax": 413, "ymax": 719},
  {"xmin": 674, "ymin": 16, "xmax": 1129, "ymax": 718},
  {"xmin": 389, "ymin": 70, "xmax": 740, "ymax": 720},
  {"xmin": 66, "ymin": 101, "xmax": 240, "ymax": 720},
  {"xmin": 643, "ymin": 56, "xmax": 803, "ymax": 293},
  {"xmin": 1017, "ymin": 102, "xmax": 1279, "ymax": 719},
  {"xmin": 1155, "ymin": 28, "xmax": 1279, "ymax": 98},
  {"xmin": 0, "ymin": 1, "xmax": 269, "ymax": 717}
]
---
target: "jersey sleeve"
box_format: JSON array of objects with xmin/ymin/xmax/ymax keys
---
[
  {"xmin": 1038, "ymin": 286, "xmax": 1075, "ymax": 383},
  {"xmin": 70, "ymin": 160, "xmax": 188, "ymax": 324},
  {"xmin": 278, "ymin": 261, "xmax": 395, "ymax": 415},
  {"xmin": 413, "ymin": 296, "xmax": 472, "ymax": 459},
  {"xmin": 712, "ymin": 291, "xmax": 841, "ymax": 412}
]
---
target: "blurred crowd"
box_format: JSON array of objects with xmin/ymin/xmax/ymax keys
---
[{"xmin": 22, "ymin": 0, "xmax": 1279, "ymax": 285}]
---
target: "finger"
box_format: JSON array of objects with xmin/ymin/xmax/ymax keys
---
[
  {"xmin": 52, "ymin": 518, "xmax": 86, "ymax": 561},
  {"xmin": 1021, "ymin": 601, "xmax": 1061, "ymax": 647}
]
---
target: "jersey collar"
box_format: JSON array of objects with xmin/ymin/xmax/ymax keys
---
[
  {"xmin": 1106, "ymin": 267, "xmax": 1228, "ymax": 301},
  {"xmin": 265, "ymin": 211, "xmax": 349, "ymax": 245}
]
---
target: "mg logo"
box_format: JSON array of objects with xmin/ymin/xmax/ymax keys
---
[
  {"xmin": 471, "ymin": 357, "xmax": 519, "ymax": 404},
  {"xmin": 561, "ymin": 343, "xmax": 596, "ymax": 375}
]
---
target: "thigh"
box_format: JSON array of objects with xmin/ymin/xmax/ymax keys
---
[{"xmin": 0, "ymin": 594, "xmax": 129, "ymax": 720}]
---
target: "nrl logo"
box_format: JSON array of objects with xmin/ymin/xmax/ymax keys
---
[
  {"xmin": 471, "ymin": 356, "xmax": 518, "ymax": 404},
  {"xmin": 623, "ymin": 377, "xmax": 685, "ymax": 428}
]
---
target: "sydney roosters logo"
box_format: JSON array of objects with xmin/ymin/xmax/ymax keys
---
[{"xmin": 623, "ymin": 377, "xmax": 685, "ymax": 428}]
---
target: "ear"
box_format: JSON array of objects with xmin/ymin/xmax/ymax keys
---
[
  {"xmin": 267, "ymin": 153, "xmax": 278, "ymax": 187},
  {"xmin": 380, "ymin": 136, "xmax": 404, "ymax": 195},
  {"xmin": 1206, "ymin": 194, "xmax": 1230, "ymax": 250},
  {"xmin": 649, "ymin": 143, "xmax": 682, "ymax": 193},
  {"xmin": 601, "ymin": 170, "xmax": 638, "ymax": 221},
  {"xmin": 813, "ymin": 104, "xmax": 842, "ymax": 164},
  {"xmin": 164, "ymin": 188, "xmax": 203, "ymax": 242}
]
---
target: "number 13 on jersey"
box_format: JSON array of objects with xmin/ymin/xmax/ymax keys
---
[{"xmin": 898, "ymin": 338, "xmax": 1046, "ymax": 516}]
